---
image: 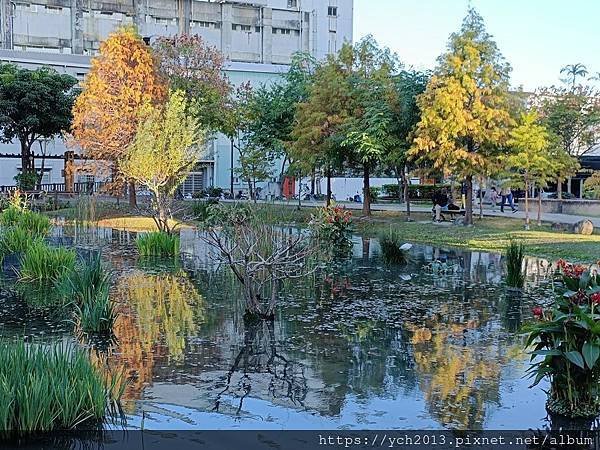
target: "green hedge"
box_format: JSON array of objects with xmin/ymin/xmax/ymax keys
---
[{"xmin": 381, "ymin": 184, "xmax": 451, "ymax": 200}]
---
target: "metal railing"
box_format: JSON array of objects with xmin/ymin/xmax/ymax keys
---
[{"xmin": 0, "ymin": 181, "xmax": 107, "ymax": 195}]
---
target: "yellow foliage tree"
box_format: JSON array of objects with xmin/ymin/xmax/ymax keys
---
[
  {"xmin": 71, "ymin": 26, "xmax": 167, "ymax": 206},
  {"xmin": 120, "ymin": 90, "xmax": 205, "ymax": 233},
  {"xmin": 409, "ymin": 9, "xmax": 514, "ymax": 225}
]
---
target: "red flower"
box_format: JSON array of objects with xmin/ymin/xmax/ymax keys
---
[
  {"xmin": 591, "ymin": 293, "xmax": 600, "ymax": 305},
  {"xmin": 532, "ymin": 306, "xmax": 543, "ymax": 318}
]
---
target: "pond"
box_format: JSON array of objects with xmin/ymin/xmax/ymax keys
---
[{"xmin": 0, "ymin": 224, "xmax": 557, "ymax": 432}]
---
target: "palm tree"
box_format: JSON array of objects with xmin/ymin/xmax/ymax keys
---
[
  {"xmin": 560, "ymin": 63, "xmax": 588, "ymax": 88},
  {"xmin": 590, "ymin": 72, "xmax": 600, "ymax": 82}
]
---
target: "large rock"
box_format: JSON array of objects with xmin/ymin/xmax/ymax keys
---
[{"xmin": 572, "ymin": 219, "xmax": 594, "ymax": 235}]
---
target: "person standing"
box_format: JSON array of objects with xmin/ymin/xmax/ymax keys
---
[
  {"xmin": 490, "ymin": 187, "xmax": 499, "ymax": 211},
  {"xmin": 460, "ymin": 181, "xmax": 468, "ymax": 210}
]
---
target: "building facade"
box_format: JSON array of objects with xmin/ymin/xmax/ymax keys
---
[{"xmin": 0, "ymin": 0, "xmax": 354, "ymax": 194}]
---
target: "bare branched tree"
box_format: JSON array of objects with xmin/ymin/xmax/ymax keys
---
[{"xmin": 201, "ymin": 209, "xmax": 316, "ymax": 319}]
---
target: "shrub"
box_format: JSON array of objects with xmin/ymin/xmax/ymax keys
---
[
  {"xmin": 525, "ymin": 260, "xmax": 600, "ymax": 418},
  {"xmin": 57, "ymin": 255, "xmax": 117, "ymax": 334},
  {"xmin": 310, "ymin": 205, "xmax": 353, "ymax": 257},
  {"xmin": 19, "ymin": 242, "xmax": 76, "ymax": 282},
  {"xmin": 505, "ymin": 240, "xmax": 525, "ymax": 289},
  {"xmin": 381, "ymin": 184, "xmax": 451, "ymax": 201},
  {"xmin": 136, "ymin": 231, "xmax": 180, "ymax": 257},
  {"xmin": 369, "ymin": 186, "xmax": 381, "ymax": 202},
  {"xmin": 0, "ymin": 339, "xmax": 124, "ymax": 434},
  {"xmin": 192, "ymin": 199, "xmax": 219, "ymax": 222},
  {"xmin": 379, "ymin": 229, "xmax": 410, "ymax": 265},
  {"xmin": 13, "ymin": 172, "xmax": 39, "ymax": 191}
]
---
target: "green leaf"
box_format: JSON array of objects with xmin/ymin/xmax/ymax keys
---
[
  {"xmin": 530, "ymin": 349, "xmax": 561, "ymax": 356},
  {"xmin": 564, "ymin": 351, "xmax": 586, "ymax": 369},
  {"xmin": 582, "ymin": 342, "xmax": 600, "ymax": 369}
]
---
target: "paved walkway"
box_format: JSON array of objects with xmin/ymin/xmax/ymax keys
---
[{"xmin": 239, "ymin": 199, "xmax": 600, "ymax": 227}]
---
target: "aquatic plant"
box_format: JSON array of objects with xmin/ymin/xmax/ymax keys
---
[
  {"xmin": 526, "ymin": 260, "xmax": 600, "ymax": 418},
  {"xmin": 135, "ymin": 231, "xmax": 180, "ymax": 257},
  {"xmin": 309, "ymin": 205, "xmax": 353, "ymax": 257},
  {"xmin": 505, "ymin": 240, "xmax": 525, "ymax": 289},
  {"xmin": 57, "ymin": 254, "xmax": 117, "ymax": 334},
  {"xmin": 0, "ymin": 226, "xmax": 40, "ymax": 258},
  {"xmin": 379, "ymin": 229, "xmax": 411, "ymax": 265},
  {"xmin": 0, "ymin": 206, "xmax": 51, "ymax": 238},
  {"xmin": 19, "ymin": 242, "xmax": 76, "ymax": 282},
  {"xmin": 0, "ymin": 339, "xmax": 124, "ymax": 434}
]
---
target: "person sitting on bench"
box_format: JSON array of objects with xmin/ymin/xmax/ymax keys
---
[{"xmin": 432, "ymin": 188, "xmax": 449, "ymax": 222}]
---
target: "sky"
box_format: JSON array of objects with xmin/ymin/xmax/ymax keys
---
[{"xmin": 353, "ymin": 0, "xmax": 600, "ymax": 92}]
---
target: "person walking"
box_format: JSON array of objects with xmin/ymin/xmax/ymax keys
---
[
  {"xmin": 490, "ymin": 187, "xmax": 499, "ymax": 211},
  {"xmin": 500, "ymin": 186, "xmax": 517, "ymax": 213}
]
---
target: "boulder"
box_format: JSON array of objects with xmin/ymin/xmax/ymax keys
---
[{"xmin": 572, "ymin": 219, "xmax": 594, "ymax": 235}]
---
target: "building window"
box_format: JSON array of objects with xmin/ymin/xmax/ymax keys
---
[
  {"xmin": 255, "ymin": 26, "xmax": 261, "ymax": 32},
  {"xmin": 233, "ymin": 24, "xmax": 251, "ymax": 32},
  {"xmin": 287, "ymin": 0, "xmax": 298, "ymax": 7},
  {"xmin": 328, "ymin": 30, "xmax": 337, "ymax": 54},
  {"xmin": 328, "ymin": 6, "xmax": 338, "ymax": 17}
]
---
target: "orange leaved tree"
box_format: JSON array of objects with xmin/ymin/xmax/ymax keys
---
[{"xmin": 71, "ymin": 26, "xmax": 167, "ymax": 206}]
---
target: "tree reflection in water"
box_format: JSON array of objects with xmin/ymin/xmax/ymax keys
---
[
  {"xmin": 212, "ymin": 320, "xmax": 308, "ymax": 414},
  {"xmin": 90, "ymin": 270, "xmax": 206, "ymax": 411}
]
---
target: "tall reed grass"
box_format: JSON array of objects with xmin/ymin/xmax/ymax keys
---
[
  {"xmin": 506, "ymin": 240, "xmax": 525, "ymax": 289},
  {"xmin": 379, "ymin": 229, "xmax": 410, "ymax": 265},
  {"xmin": 0, "ymin": 226, "xmax": 40, "ymax": 258},
  {"xmin": 0, "ymin": 206, "xmax": 51, "ymax": 238},
  {"xmin": 0, "ymin": 339, "xmax": 125, "ymax": 434},
  {"xmin": 57, "ymin": 255, "xmax": 117, "ymax": 334},
  {"xmin": 19, "ymin": 242, "xmax": 76, "ymax": 282},
  {"xmin": 135, "ymin": 231, "xmax": 180, "ymax": 257}
]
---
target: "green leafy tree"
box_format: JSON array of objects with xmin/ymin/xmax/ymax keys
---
[
  {"xmin": 340, "ymin": 37, "xmax": 400, "ymax": 216},
  {"xmin": 409, "ymin": 9, "xmax": 514, "ymax": 225},
  {"xmin": 120, "ymin": 90, "xmax": 205, "ymax": 233},
  {"xmin": 291, "ymin": 51, "xmax": 353, "ymax": 206},
  {"xmin": 560, "ymin": 63, "xmax": 588, "ymax": 88},
  {"xmin": 243, "ymin": 54, "xmax": 317, "ymax": 192},
  {"xmin": 503, "ymin": 112, "xmax": 552, "ymax": 229},
  {"xmin": 384, "ymin": 70, "xmax": 429, "ymax": 220},
  {"xmin": 536, "ymin": 84, "xmax": 600, "ymax": 197},
  {"xmin": 0, "ymin": 64, "xmax": 78, "ymax": 175}
]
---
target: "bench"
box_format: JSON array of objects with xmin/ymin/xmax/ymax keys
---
[{"xmin": 431, "ymin": 206, "xmax": 465, "ymax": 222}]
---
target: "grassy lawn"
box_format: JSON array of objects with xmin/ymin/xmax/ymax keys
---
[{"xmin": 45, "ymin": 200, "xmax": 600, "ymax": 262}]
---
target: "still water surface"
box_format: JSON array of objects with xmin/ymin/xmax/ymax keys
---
[{"xmin": 0, "ymin": 225, "xmax": 555, "ymax": 431}]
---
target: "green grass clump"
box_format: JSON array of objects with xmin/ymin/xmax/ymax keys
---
[
  {"xmin": 0, "ymin": 226, "xmax": 40, "ymax": 258},
  {"xmin": 506, "ymin": 240, "xmax": 525, "ymax": 289},
  {"xmin": 0, "ymin": 339, "xmax": 124, "ymax": 434},
  {"xmin": 57, "ymin": 255, "xmax": 117, "ymax": 334},
  {"xmin": 19, "ymin": 242, "xmax": 76, "ymax": 282},
  {"xmin": 135, "ymin": 231, "xmax": 180, "ymax": 257},
  {"xmin": 0, "ymin": 207, "xmax": 51, "ymax": 238},
  {"xmin": 379, "ymin": 229, "xmax": 410, "ymax": 265}
]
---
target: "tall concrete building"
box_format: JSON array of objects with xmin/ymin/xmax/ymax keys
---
[{"xmin": 0, "ymin": 0, "xmax": 354, "ymax": 194}]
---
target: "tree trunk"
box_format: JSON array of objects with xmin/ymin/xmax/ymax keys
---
[
  {"xmin": 326, "ymin": 166, "xmax": 332, "ymax": 207},
  {"xmin": 401, "ymin": 166, "xmax": 411, "ymax": 221},
  {"xmin": 524, "ymin": 179, "xmax": 530, "ymax": 230},
  {"xmin": 557, "ymin": 178, "xmax": 562, "ymax": 200},
  {"xmin": 129, "ymin": 180, "xmax": 137, "ymax": 207},
  {"xmin": 362, "ymin": 163, "xmax": 371, "ymax": 217},
  {"xmin": 310, "ymin": 169, "xmax": 315, "ymax": 196},
  {"xmin": 478, "ymin": 178, "xmax": 484, "ymax": 220},
  {"xmin": 21, "ymin": 140, "xmax": 33, "ymax": 174},
  {"xmin": 247, "ymin": 180, "xmax": 253, "ymax": 201},
  {"xmin": 464, "ymin": 175, "xmax": 473, "ymax": 225},
  {"xmin": 537, "ymin": 187, "xmax": 542, "ymax": 226}
]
